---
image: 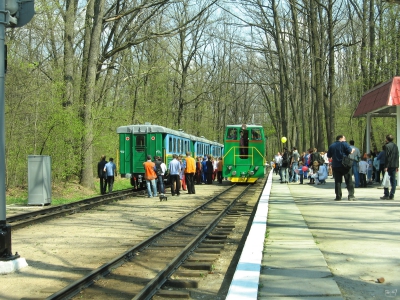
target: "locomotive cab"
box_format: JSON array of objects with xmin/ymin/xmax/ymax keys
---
[{"xmin": 223, "ymin": 124, "xmax": 266, "ymax": 183}]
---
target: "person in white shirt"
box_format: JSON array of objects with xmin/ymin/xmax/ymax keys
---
[
  {"xmin": 358, "ymin": 157, "xmax": 369, "ymax": 188},
  {"xmin": 274, "ymin": 152, "xmax": 282, "ymax": 178}
]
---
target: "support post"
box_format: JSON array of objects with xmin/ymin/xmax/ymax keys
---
[
  {"xmin": 366, "ymin": 113, "xmax": 371, "ymax": 154},
  {"xmin": 397, "ymin": 106, "xmax": 400, "ymax": 187},
  {"xmin": 0, "ymin": 3, "xmax": 19, "ymax": 261}
]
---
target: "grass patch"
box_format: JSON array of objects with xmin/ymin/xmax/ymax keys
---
[{"xmin": 6, "ymin": 177, "xmax": 133, "ymax": 206}]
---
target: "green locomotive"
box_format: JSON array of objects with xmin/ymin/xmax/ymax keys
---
[{"xmin": 223, "ymin": 124, "xmax": 266, "ymax": 183}]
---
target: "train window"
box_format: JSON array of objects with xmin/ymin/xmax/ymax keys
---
[
  {"xmin": 169, "ymin": 137, "xmax": 172, "ymax": 152},
  {"xmin": 251, "ymin": 129, "xmax": 262, "ymax": 140},
  {"xmin": 227, "ymin": 128, "xmax": 237, "ymax": 140},
  {"xmin": 136, "ymin": 135, "xmax": 145, "ymax": 152},
  {"xmin": 173, "ymin": 138, "xmax": 176, "ymax": 153},
  {"xmin": 178, "ymin": 139, "xmax": 181, "ymax": 153}
]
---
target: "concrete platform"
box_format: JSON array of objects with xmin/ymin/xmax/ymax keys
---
[
  {"xmin": 227, "ymin": 170, "xmax": 342, "ymax": 299},
  {"xmin": 260, "ymin": 172, "xmax": 342, "ymax": 299},
  {"xmin": 227, "ymin": 169, "xmax": 400, "ymax": 299}
]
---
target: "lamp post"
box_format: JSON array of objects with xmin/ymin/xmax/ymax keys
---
[{"xmin": 0, "ymin": 0, "xmax": 35, "ymax": 261}]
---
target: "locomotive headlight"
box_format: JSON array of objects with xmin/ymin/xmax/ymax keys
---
[
  {"xmin": 232, "ymin": 171, "xmax": 237, "ymax": 176},
  {"xmin": 240, "ymin": 172, "xmax": 246, "ymax": 177},
  {"xmin": 228, "ymin": 166, "xmax": 232, "ymax": 170},
  {"xmin": 254, "ymin": 166, "xmax": 259, "ymax": 171},
  {"xmin": 249, "ymin": 171, "xmax": 254, "ymax": 175}
]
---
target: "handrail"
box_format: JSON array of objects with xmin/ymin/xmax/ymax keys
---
[{"xmin": 223, "ymin": 146, "xmax": 264, "ymax": 166}]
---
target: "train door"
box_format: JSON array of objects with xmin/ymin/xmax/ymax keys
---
[
  {"xmin": 133, "ymin": 134, "xmax": 146, "ymax": 173},
  {"xmin": 119, "ymin": 133, "xmax": 132, "ymax": 175}
]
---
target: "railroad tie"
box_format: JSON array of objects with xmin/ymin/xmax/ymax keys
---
[{"xmin": 156, "ymin": 289, "xmax": 190, "ymax": 299}]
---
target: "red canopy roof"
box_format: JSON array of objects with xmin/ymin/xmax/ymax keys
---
[{"xmin": 353, "ymin": 76, "xmax": 400, "ymax": 117}]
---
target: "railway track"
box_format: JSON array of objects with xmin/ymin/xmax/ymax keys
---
[
  {"xmin": 44, "ymin": 183, "xmax": 255, "ymax": 300},
  {"xmin": 7, "ymin": 188, "xmax": 139, "ymax": 230}
]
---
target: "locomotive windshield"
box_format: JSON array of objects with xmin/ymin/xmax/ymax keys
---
[
  {"xmin": 251, "ymin": 129, "xmax": 262, "ymax": 140},
  {"xmin": 226, "ymin": 128, "xmax": 237, "ymax": 140}
]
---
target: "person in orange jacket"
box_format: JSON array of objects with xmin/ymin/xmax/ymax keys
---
[{"xmin": 184, "ymin": 151, "xmax": 196, "ymax": 194}]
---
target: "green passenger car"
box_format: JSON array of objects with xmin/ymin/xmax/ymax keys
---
[
  {"xmin": 223, "ymin": 124, "xmax": 266, "ymax": 183},
  {"xmin": 117, "ymin": 123, "xmax": 223, "ymax": 188}
]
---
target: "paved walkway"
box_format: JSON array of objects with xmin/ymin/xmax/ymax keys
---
[
  {"xmin": 258, "ymin": 175, "xmax": 342, "ymax": 299},
  {"xmin": 227, "ymin": 170, "xmax": 400, "ymax": 300}
]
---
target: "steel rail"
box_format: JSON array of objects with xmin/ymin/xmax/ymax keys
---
[
  {"xmin": 133, "ymin": 184, "xmax": 252, "ymax": 300},
  {"xmin": 7, "ymin": 188, "xmax": 136, "ymax": 229},
  {"xmin": 46, "ymin": 184, "xmax": 238, "ymax": 300}
]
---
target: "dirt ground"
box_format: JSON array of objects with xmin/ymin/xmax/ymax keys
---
[{"xmin": 0, "ymin": 181, "xmax": 263, "ymax": 300}]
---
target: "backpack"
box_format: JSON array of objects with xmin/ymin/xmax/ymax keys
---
[
  {"xmin": 155, "ymin": 161, "xmax": 163, "ymax": 176},
  {"xmin": 313, "ymin": 152, "xmax": 324, "ymax": 165},
  {"xmin": 282, "ymin": 153, "xmax": 289, "ymax": 166}
]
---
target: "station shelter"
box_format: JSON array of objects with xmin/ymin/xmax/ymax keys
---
[{"xmin": 353, "ymin": 76, "xmax": 400, "ymax": 185}]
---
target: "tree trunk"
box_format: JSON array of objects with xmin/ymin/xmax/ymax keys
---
[
  {"xmin": 63, "ymin": 0, "xmax": 76, "ymax": 107},
  {"xmin": 325, "ymin": 0, "xmax": 335, "ymax": 145},
  {"xmin": 80, "ymin": 0, "xmax": 106, "ymax": 188},
  {"xmin": 309, "ymin": 0, "xmax": 324, "ymax": 150},
  {"xmin": 272, "ymin": 0, "xmax": 288, "ymax": 139}
]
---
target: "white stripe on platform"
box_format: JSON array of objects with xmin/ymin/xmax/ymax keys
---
[{"xmin": 225, "ymin": 169, "xmax": 273, "ymax": 300}]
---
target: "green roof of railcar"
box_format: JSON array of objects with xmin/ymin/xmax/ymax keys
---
[{"xmin": 117, "ymin": 124, "xmax": 223, "ymax": 147}]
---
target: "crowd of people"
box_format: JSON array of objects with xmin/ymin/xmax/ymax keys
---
[
  {"xmin": 97, "ymin": 153, "xmax": 224, "ymax": 198},
  {"xmin": 143, "ymin": 153, "xmax": 224, "ymax": 198},
  {"xmin": 271, "ymin": 147, "xmax": 330, "ymax": 185},
  {"xmin": 271, "ymin": 134, "xmax": 399, "ymax": 201}
]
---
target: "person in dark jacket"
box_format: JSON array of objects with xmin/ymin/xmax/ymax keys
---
[
  {"xmin": 97, "ymin": 155, "xmax": 107, "ymax": 194},
  {"xmin": 327, "ymin": 135, "xmax": 355, "ymax": 201},
  {"xmin": 280, "ymin": 147, "xmax": 290, "ymax": 183},
  {"xmin": 206, "ymin": 155, "xmax": 213, "ymax": 184},
  {"xmin": 376, "ymin": 145, "xmax": 386, "ymax": 183},
  {"xmin": 380, "ymin": 134, "xmax": 399, "ymax": 200}
]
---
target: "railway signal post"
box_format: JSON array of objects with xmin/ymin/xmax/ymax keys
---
[{"xmin": 0, "ymin": 0, "xmax": 34, "ymax": 263}]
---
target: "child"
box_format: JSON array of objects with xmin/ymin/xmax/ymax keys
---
[
  {"xmin": 366, "ymin": 154, "xmax": 373, "ymax": 185},
  {"xmin": 297, "ymin": 162, "xmax": 304, "ymax": 184},
  {"xmin": 358, "ymin": 157, "xmax": 368, "ymax": 187},
  {"xmin": 314, "ymin": 163, "xmax": 328, "ymax": 185}
]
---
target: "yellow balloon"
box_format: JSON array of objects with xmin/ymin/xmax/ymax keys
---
[{"xmin": 281, "ymin": 137, "xmax": 287, "ymax": 143}]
